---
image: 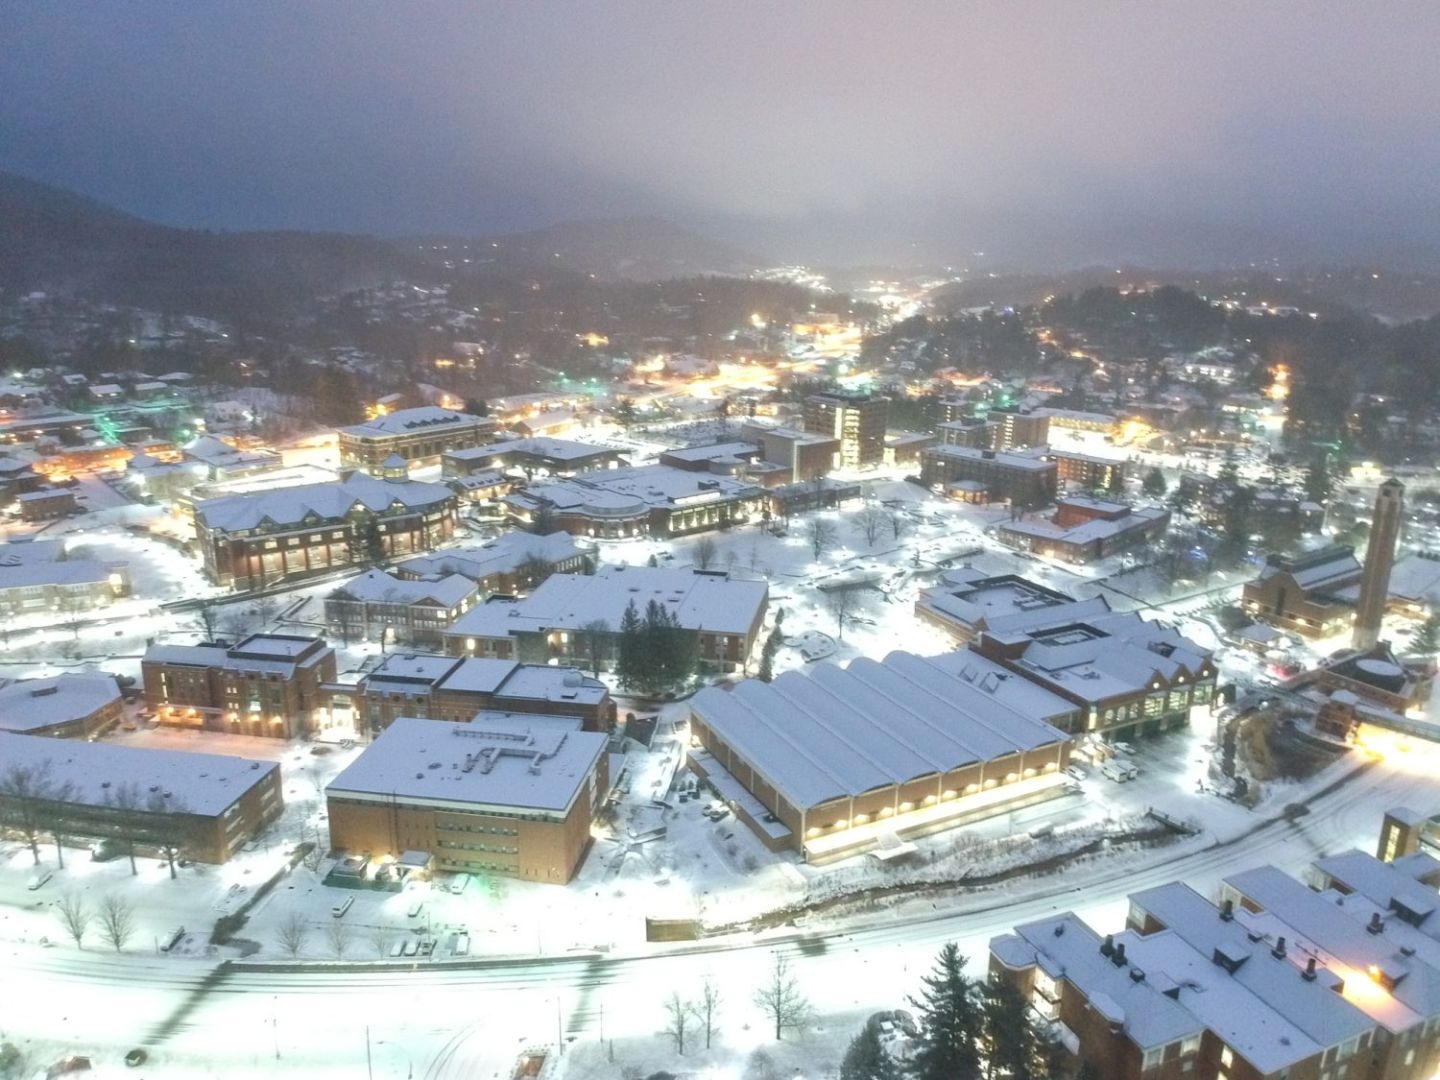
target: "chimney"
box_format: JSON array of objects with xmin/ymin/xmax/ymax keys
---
[
  {"xmin": 1100, "ymin": 933, "xmax": 1115, "ymax": 957},
  {"xmin": 1111, "ymin": 942, "xmax": 1128, "ymax": 968},
  {"xmin": 1302, "ymin": 957, "xmax": 1318, "ymax": 981},
  {"xmin": 1271, "ymin": 936, "xmax": 1286, "ymax": 960},
  {"xmin": 1220, "ymin": 898, "xmax": 1234, "ymax": 922},
  {"xmin": 1368, "ymin": 912, "xmax": 1384, "ymax": 935}
]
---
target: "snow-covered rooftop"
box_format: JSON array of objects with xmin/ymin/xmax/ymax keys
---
[
  {"xmin": 690, "ymin": 650, "xmax": 1072, "ymax": 812},
  {"xmin": 340, "ymin": 406, "xmax": 490, "ymax": 438},
  {"xmin": 448, "ymin": 566, "xmax": 767, "ymax": 640},
  {"xmin": 193, "ymin": 475, "xmax": 453, "ymax": 533},
  {"xmin": 396, "ymin": 531, "xmax": 590, "ymax": 584},
  {"xmin": 330, "ymin": 568, "xmax": 475, "ymax": 608},
  {"xmin": 0, "ymin": 732, "xmax": 278, "ymax": 817},
  {"xmin": 0, "ymin": 673, "xmax": 121, "ymax": 733},
  {"xmin": 326, "ymin": 713, "xmax": 605, "ymax": 814}
]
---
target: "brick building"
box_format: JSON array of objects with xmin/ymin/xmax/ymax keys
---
[
  {"xmin": 803, "ymin": 391, "xmax": 888, "ymax": 468},
  {"xmin": 339, "ymin": 407, "xmax": 497, "ymax": 473},
  {"xmin": 324, "ymin": 569, "xmax": 478, "ymax": 647},
  {"xmin": 334, "ymin": 652, "xmax": 613, "ymax": 737},
  {"xmin": 141, "ymin": 634, "xmax": 338, "ymax": 739},
  {"xmin": 0, "ymin": 673, "xmax": 124, "ymax": 738},
  {"xmin": 193, "ymin": 475, "xmax": 458, "ymax": 590},
  {"xmin": 920, "ymin": 445, "xmax": 1058, "ymax": 508},
  {"xmin": 0, "ymin": 733, "xmax": 283, "ymax": 864},
  {"xmin": 443, "ymin": 566, "xmax": 768, "ymax": 674},
  {"xmin": 1242, "ymin": 545, "xmax": 1361, "ymax": 639},
  {"xmin": 325, "ymin": 713, "xmax": 609, "ymax": 884}
]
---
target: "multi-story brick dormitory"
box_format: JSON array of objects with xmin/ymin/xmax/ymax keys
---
[
  {"xmin": 330, "ymin": 652, "xmax": 614, "ymax": 736},
  {"xmin": 192, "ymin": 474, "xmax": 458, "ymax": 590},
  {"xmin": 339, "ymin": 406, "xmax": 497, "ymax": 473},
  {"xmin": 991, "ymin": 849, "xmax": 1440, "ymax": 1080},
  {"xmin": 919, "ymin": 445, "xmax": 1058, "ymax": 508},
  {"xmin": 141, "ymin": 634, "xmax": 337, "ymax": 739}
]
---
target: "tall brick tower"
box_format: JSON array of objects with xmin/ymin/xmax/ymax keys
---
[{"xmin": 1352, "ymin": 478, "xmax": 1404, "ymax": 651}]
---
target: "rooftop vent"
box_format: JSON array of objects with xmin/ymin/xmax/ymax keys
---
[
  {"xmin": 1100, "ymin": 933, "xmax": 1115, "ymax": 958},
  {"xmin": 1220, "ymin": 898, "xmax": 1234, "ymax": 922},
  {"xmin": 1271, "ymin": 936, "xmax": 1287, "ymax": 960},
  {"xmin": 1368, "ymin": 912, "xmax": 1384, "ymax": 935},
  {"xmin": 1129, "ymin": 967, "xmax": 1145, "ymax": 983},
  {"xmin": 1302, "ymin": 957, "xmax": 1318, "ymax": 982},
  {"xmin": 1110, "ymin": 942, "xmax": 1128, "ymax": 968}
]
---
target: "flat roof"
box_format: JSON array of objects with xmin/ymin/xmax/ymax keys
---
[
  {"xmin": 924, "ymin": 445, "xmax": 1056, "ymax": 472},
  {"xmin": 690, "ymin": 650, "xmax": 1071, "ymax": 813},
  {"xmin": 326, "ymin": 713, "xmax": 605, "ymax": 813},
  {"xmin": 0, "ymin": 732, "xmax": 277, "ymax": 817}
]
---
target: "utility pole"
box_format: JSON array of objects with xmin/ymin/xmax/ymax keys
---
[{"xmin": 365, "ymin": 1025, "xmax": 373, "ymax": 1080}]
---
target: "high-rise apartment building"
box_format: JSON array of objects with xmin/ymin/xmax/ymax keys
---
[{"xmin": 802, "ymin": 391, "xmax": 888, "ymax": 469}]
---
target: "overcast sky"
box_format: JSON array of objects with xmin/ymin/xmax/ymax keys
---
[{"xmin": 6, "ymin": 2, "xmax": 1440, "ymax": 267}]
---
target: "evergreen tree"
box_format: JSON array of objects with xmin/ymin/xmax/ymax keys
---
[
  {"xmin": 982, "ymin": 974, "xmax": 1045, "ymax": 1080},
  {"xmin": 1217, "ymin": 448, "xmax": 1240, "ymax": 489},
  {"xmin": 1304, "ymin": 454, "xmax": 1333, "ymax": 504},
  {"xmin": 616, "ymin": 600, "xmax": 644, "ymax": 691},
  {"xmin": 908, "ymin": 943, "xmax": 983, "ymax": 1080},
  {"xmin": 1142, "ymin": 468, "xmax": 1167, "ymax": 497},
  {"xmin": 840, "ymin": 1022, "xmax": 900, "ymax": 1080},
  {"xmin": 1413, "ymin": 613, "xmax": 1440, "ymax": 656}
]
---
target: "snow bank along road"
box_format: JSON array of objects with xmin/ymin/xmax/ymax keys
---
[{"xmin": 3, "ymin": 755, "xmax": 1423, "ymax": 1075}]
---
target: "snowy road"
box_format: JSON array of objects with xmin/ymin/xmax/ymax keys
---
[{"xmin": 5, "ymin": 751, "xmax": 1430, "ymax": 1077}]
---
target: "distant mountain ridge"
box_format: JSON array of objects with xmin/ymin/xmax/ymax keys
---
[{"xmin": 0, "ymin": 171, "xmax": 766, "ymax": 319}]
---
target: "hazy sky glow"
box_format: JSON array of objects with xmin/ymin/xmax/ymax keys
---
[{"xmin": 6, "ymin": 2, "xmax": 1440, "ymax": 266}]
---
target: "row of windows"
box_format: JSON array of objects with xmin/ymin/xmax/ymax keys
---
[
  {"xmin": 436, "ymin": 839, "xmax": 520, "ymax": 855},
  {"xmin": 438, "ymin": 822, "xmax": 519, "ymax": 836}
]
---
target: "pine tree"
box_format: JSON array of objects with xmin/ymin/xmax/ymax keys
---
[
  {"xmin": 982, "ymin": 973, "xmax": 1046, "ymax": 1080},
  {"xmin": 616, "ymin": 601, "xmax": 644, "ymax": 691},
  {"xmin": 1413, "ymin": 613, "xmax": 1440, "ymax": 656},
  {"xmin": 908, "ymin": 943, "xmax": 983, "ymax": 1080},
  {"xmin": 840, "ymin": 1022, "xmax": 900, "ymax": 1080},
  {"xmin": 1304, "ymin": 454, "xmax": 1333, "ymax": 504},
  {"xmin": 1142, "ymin": 468, "xmax": 1167, "ymax": 497}
]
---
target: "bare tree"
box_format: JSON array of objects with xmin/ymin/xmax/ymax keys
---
[
  {"xmin": 698, "ymin": 976, "xmax": 723, "ymax": 1050},
  {"xmin": 752, "ymin": 952, "xmax": 810, "ymax": 1041},
  {"xmin": 579, "ymin": 619, "xmax": 610, "ymax": 676},
  {"xmin": 276, "ymin": 911, "xmax": 309, "ymax": 957},
  {"xmin": 195, "ymin": 602, "xmax": 221, "ymax": 640},
  {"xmin": 825, "ymin": 584, "xmax": 867, "ymax": 641},
  {"xmin": 219, "ymin": 609, "xmax": 253, "ymax": 642},
  {"xmin": 693, "ymin": 535, "xmax": 719, "ymax": 571},
  {"xmin": 369, "ymin": 926, "xmax": 394, "ymax": 957},
  {"xmin": 55, "ymin": 892, "xmax": 92, "ymax": 949},
  {"xmin": 888, "ymin": 508, "xmax": 908, "ymax": 542},
  {"xmin": 806, "ymin": 518, "xmax": 838, "ymax": 561},
  {"xmin": 853, "ymin": 505, "xmax": 887, "ymax": 548},
  {"xmin": 325, "ymin": 918, "xmax": 352, "ymax": 958},
  {"xmin": 98, "ymin": 894, "xmax": 136, "ymax": 952},
  {"xmin": 146, "ymin": 789, "xmax": 189, "ymax": 879},
  {"xmin": 253, "ymin": 595, "xmax": 280, "ymax": 630},
  {"xmin": 662, "ymin": 991, "xmax": 696, "ymax": 1055},
  {"xmin": 103, "ymin": 781, "xmax": 145, "ymax": 875},
  {"xmin": 0, "ymin": 761, "xmax": 56, "ymax": 865}
]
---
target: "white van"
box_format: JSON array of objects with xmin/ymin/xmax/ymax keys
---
[
  {"xmin": 1101, "ymin": 759, "xmax": 1131, "ymax": 783},
  {"xmin": 331, "ymin": 896, "xmax": 354, "ymax": 919}
]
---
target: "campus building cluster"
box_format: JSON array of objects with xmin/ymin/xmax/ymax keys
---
[{"xmin": 991, "ymin": 848, "xmax": 1440, "ymax": 1080}]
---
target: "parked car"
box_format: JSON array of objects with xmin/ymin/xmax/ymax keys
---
[
  {"xmin": 1100, "ymin": 759, "xmax": 1131, "ymax": 783},
  {"xmin": 1112, "ymin": 740, "xmax": 1137, "ymax": 756},
  {"xmin": 331, "ymin": 896, "xmax": 354, "ymax": 918},
  {"xmin": 27, "ymin": 870, "xmax": 54, "ymax": 891},
  {"xmin": 1065, "ymin": 764, "xmax": 1088, "ymax": 782},
  {"xmin": 124, "ymin": 1049, "xmax": 148, "ymax": 1067}
]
